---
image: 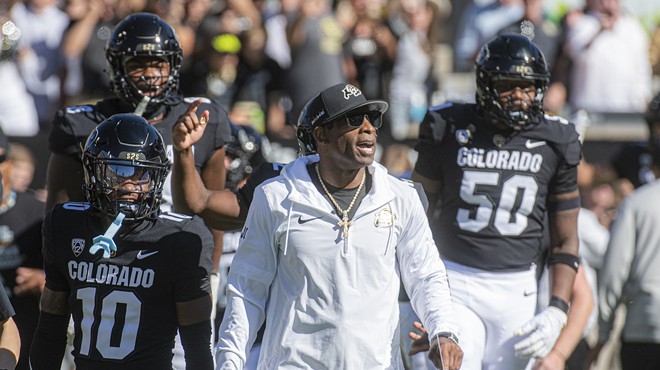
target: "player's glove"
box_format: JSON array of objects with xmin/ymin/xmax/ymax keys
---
[{"xmin": 513, "ymin": 306, "xmax": 567, "ymax": 359}]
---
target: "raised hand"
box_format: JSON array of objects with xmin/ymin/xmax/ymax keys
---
[{"xmin": 172, "ymin": 99, "xmax": 210, "ymax": 151}]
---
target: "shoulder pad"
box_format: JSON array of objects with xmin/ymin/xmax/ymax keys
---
[
  {"xmin": 525, "ymin": 115, "xmax": 582, "ymax": 166},
  {"xmin": 429, "ymin": 102, "xmax": 454, "ymax": 112},
  {"xmin": 160, "ymin": 212, "xmax": 194, "ymax": 222},
  {"xmin": 65, "ymin": 105, "xmax": 94, "ymax": 114},
  {"xmin": 183, "ymin": 97, "xmax": 212, "ymax": 104}
]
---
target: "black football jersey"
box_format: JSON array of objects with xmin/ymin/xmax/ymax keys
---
[
  {"xmin": 235, "ymin": 162, "xmax": 285, "ymax": 210},
  {"xmin": 42, "ymin": 203, "xmax": 214, "ymax": 370},
  {"xmin": 415, "ymin": 103, "xmax": 581, "ymax": 271},
  {"xmin": 48, "ymin": 96, "xmax": 232, "ymax": 208}
]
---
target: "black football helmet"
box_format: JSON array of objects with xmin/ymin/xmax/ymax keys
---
[
  {"xmin": 82, "ymin": 113, "xmax": 170, "ymax": 221},
  {"xmin": 475, "ymin": 34, "xmax": 549, "ymax": 130},
  {"xmin": 106, "ymin": 13, "xmax": 183, "ymax": 115},
  {"xmin": 225, "ymin": 123, "xmax": 270, "ymax": 190},
  {"xmin": 296, "ymin": 96, "xmax": 322, "ymax": 155}
]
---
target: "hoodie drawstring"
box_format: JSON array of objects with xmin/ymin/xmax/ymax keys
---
[{"xmin": 283, "ymin": 201, "xmax": 294, "ymax": 256}]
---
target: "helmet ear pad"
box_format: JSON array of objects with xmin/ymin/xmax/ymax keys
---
[
  {"xmin": 475, "ymin": 34, "xmax": 549, "ymax": 130},
  {"xmin": 82, "ymin": 113, "xmax": 171, "ymax": 221},
  {"xmin": 105, "ymin": 13, "xmax": 183, "ymax": 113}
]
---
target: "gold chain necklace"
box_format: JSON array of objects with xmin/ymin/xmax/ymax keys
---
[{"xmin": 315, "ymin": 163, "xmax": 366, "ymax": 239}]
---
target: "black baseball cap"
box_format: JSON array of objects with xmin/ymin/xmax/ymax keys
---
[{"xmin": 299, "ymin": 83, "xmax": 389, "ymax": 129}]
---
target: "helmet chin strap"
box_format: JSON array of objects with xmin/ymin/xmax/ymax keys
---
[{"xmin": 133, "ymin": 95, "xmax": 151, "ymax": 117}]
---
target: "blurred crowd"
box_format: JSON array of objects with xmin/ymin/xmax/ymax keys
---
[{"xmin": 0, "ymin": 0, "xmax": 659, "ymax": 178}]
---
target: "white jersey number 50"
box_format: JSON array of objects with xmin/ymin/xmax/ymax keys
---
[{"xmin": 457, "ymin": 170, "xmax": 538, "ymax": 235}]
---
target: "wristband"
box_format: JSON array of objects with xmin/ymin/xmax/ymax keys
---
[
  {"xmin": 547, "ymin": 196, "xmax": 580, "ymax": 212},
  {"xmin": 547, "ymin": 253, "xmax": 580, "ymax": 272},
  {"xmin": 433, "ymin": 331, "xmax": 459, "ymax": 345},
  {"xmin": 549, "ymin": 296, "xmax": 570, "ymax": 314}
]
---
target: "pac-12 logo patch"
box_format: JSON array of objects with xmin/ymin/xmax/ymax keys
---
[{"xmin": 71, "ymin": 238, "xmax": 86, "ymax": 257}]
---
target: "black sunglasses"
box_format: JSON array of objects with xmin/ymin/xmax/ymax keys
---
[{"xmin": 345, "ymin": 111, "xmax": 383, "ymax": 128}]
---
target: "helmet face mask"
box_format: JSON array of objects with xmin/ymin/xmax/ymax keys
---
[
  {"xmin": 83, "ymin": 114, "xmax": 171, "ymax": 221},
  {"xmin": 475, "ymin": 34, "xmax": 549, "ymax": 130},
  {"xmin": 106, "ymin": 13, "xmax": 183, "ymax": 114},
  {"xmin": 225, "ymin": 124, "xmax": 269, "ymax": 190}
]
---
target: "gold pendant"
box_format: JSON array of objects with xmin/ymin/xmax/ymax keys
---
[{"xmin": 338, "ymin": 214, "xmax": 352, "ymax": 239}]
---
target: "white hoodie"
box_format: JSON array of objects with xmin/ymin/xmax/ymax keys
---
[{"xmin": 216, "ymin": 155, "xmax": 457, "ymax": 369}]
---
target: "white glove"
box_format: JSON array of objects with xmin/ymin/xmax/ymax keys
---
[{"xmin": 513, "ymin": 306, "xmax": 567, "ymax": 359}]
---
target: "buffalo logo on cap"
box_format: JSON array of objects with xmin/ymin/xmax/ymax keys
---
[{"xmin": 342, "ymin": 84, "xmax": 362, "ymax": 100}]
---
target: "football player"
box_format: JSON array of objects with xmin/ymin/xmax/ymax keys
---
[
  {"xmin": 46, "ymin": 13, "xmax": 230, "ymax": 214},
  {"xmin": 223, "ymin": 123, "xmax": 271, "ymax": 192},
  {"xmin": 44, "ymin": 14, "xmax": 230, "ymax": 367},
  {"xmin": 412, "ymin": 34, "xmax": 581, "ymax": 370},
  {"xmin": 30, "ymin": 114, "xmax": 214, "ymax": 370}
]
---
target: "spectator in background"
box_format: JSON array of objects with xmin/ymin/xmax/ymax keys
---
[
  {"xmin": 60, "ymin": 0, "xmax": 147, "ymax": 104},
  {"xmin": 337, "ymin": 0, "xmax": 396, "ymax": 101},
  {"xmin": 453, "ymin": 0, "xmax": 524, "ymax": 72},
  {"xmin": 0, "ymin": 2, "xmax": 39, "ymax": 138},
  {"xmin": 388, "ymin": 0, "xmax": 439, "ymax": 141},
  {"xmin": 5, "ymin": 144, "xmax": 36, "ymax": 195},
  {"xmin": 1, "ymin": 283, "xmax": 20, "ymax": 370},
  {"xmin": 590, "ymin": 96, "xmax": 660, "ymax": 369},
  {"xmin": 651, "ymin": 24, "xmax": 660, "ymax": 77},
  {"xmin": 285, "ymin": 0, "xmax": 346, "ymax": 131},
  {"xmin": 11, "ymin": 0, "xmax": 68, "ymax": 127},
  {"xmin": 0, "ymin": 135, "xmax": 44, "ymax": 370},
  {"xmin": 182, "ymin": 1, "xmax": 269, "ymax": 124},
  {"xmin": 563, "ymin": 0, "xmax": 651, "ymax": 114},
  {"xmin": 498, "ymin": 0, "xmax": 561, "ymax": 69},
  {"xmin": 379, "ymin": 142, "xmax": 415, "ymax": 179}
]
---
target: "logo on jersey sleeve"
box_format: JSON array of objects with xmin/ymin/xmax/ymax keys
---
[
  {"xmin": 136, "ymin": 250, "xmax": 159, "ymax": 260},
  {"xmin": 65, "ymin": 105, "xmax": 93, "ymax": 114},
  {"xmin": 374, "ymin": 208, "xmax": 398, "ymax": 228},
  {"xmin": 455, "ymin": 129, "xmax": 472, "ymax": 146},
  {"xmin": 71, "ymin": 238, "xmax": 86, "ymax": 257},
  {"xmin": 525, "ymin": 139, "xmax": 547, "ymax": 149}
]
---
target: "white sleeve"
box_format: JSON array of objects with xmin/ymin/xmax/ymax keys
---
[
  {"xmin": 215, "ymin": 187, "xmax": 278, "ymax": 369},
  {"xmin": 597, "ymin": 198, "xmax": 635, "ymax": 342},
  {"xmin": 396, "ymin": 191, "xmax": 459, "ymax": 341}
]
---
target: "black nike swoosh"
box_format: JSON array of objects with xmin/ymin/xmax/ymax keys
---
[{"xmin": 298, "ymin": 215, "xmax": 322, "ymax": 224}]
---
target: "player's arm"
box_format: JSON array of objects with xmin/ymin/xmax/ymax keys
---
[
  {"xmin": 176, "ymin": 295, "xmax": 214, "ymax": 370},
  {"xmin": 514, "ymin": 190, "xmax": 580, "ymax": 359},
  {"xmin": 171, "ymin": 101, "xmax": 244, "ymax": 227},
  {"xmin": 411, "ymin": 171, "xmax": 440, "ymax": 219},
  {"xmin": 29, "ymin": 288, "xmax": 70, "ymax": 370},
  {"xmin": 547, "ymin": 190, "xmax": 580, "ymax": 306},
  {"xmin": 536, "ymin": 265, "xmax": 593, "ymax": 369},
  {"xmin": 171, "ymin": 99, "xmax": 211, "ymax": 216},
  {"xmin": 0, "ymin": 316, "xmax": 20, "ymax": 370},
  {"xmin": 45, "ymin": 153, "xmax": 84, "ymax": 213},
  {"xmin": 0, "ymin": 286, "xmax": 20, "ymax": 370}
]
